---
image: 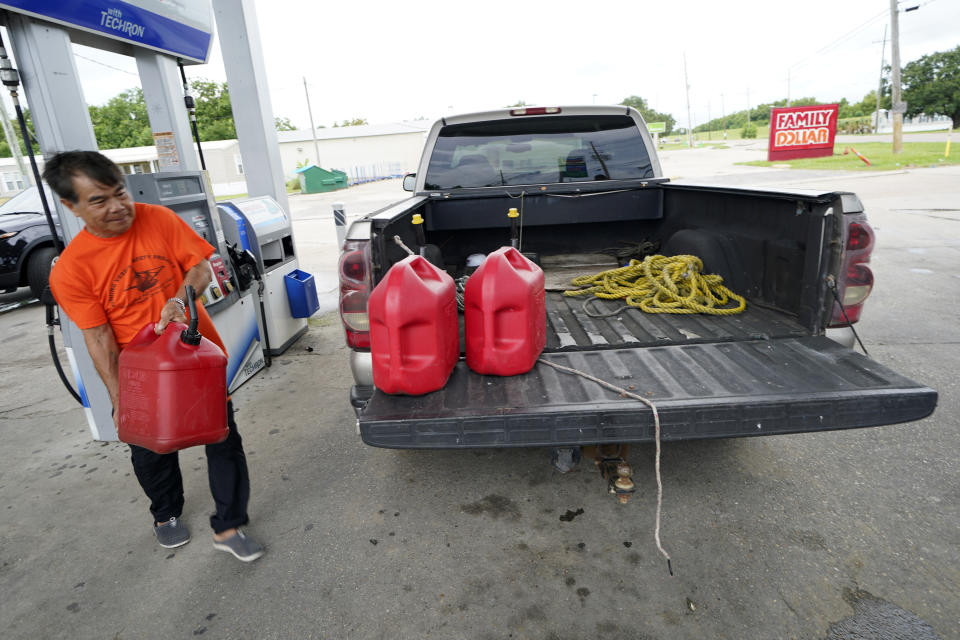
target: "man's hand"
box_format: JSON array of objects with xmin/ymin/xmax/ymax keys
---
[
  {"xmin": 155, "ymin": 261, "xmax": 212, "ymax": 335},
  {"xmin": 155, "ymin": 298, "xmax": 187, "ymax": 334}
]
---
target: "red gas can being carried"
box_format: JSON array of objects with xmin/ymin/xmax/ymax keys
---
[
  {"xmin": 117, "ymin": 287, "xmax": 228, "ymax": 454},
  {"xmin": 368, "ymin": 255, "xmax": 459, "ymax": 395},
  {"xmin": 465, "ymin": 246, "xmax": 545, "ymax": 376}
]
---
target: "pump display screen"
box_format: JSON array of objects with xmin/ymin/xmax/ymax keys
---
[{"xmin": 158, "ymin": 177, "xmax": 202, "ymax": 199}]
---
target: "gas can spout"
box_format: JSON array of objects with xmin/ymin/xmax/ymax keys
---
[
  {"xmin": 412, "ymin": 213, "xmax": 427, "ymax": 251},
  {"xmin": 508, "ymin": 208, "xmax": 520, "ymax": 249},
  {"xmin": 180, "ymin": 284, "xmax": 202, "ymax": 346}
]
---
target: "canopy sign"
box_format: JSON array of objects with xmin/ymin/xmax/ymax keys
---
[
  {"xmin": 0, "ymin": 0, "xmax": 214, "ymax": 62},
  {"xmin": 767, "ymin": 104, "xmax": 839, "ymax": 161}
]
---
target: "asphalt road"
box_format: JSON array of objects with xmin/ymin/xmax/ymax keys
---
[{"xmin": 0, "ymin": 158, "xmax": 957, "ymax": 639}]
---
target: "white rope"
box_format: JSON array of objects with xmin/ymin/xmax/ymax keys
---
[{"xmin": 537, "ymin": 357, "xmax": 673, "ymax": 575}]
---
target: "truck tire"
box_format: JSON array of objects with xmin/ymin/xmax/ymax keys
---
[{"xmin": 27, "ymin": 247, "xmax": 57, "ymax": 298}]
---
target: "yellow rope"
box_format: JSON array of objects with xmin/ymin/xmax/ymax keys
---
[{"xmin": 563, "ymin": 254, "xmax": 746, "ymax": 315}]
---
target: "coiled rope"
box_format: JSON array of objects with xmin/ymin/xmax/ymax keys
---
[{"xmin": 563, "ymin": 254, "xmax": 746, "ymax": 316}]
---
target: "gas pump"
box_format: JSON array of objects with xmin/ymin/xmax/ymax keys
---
[
  {"xmin": 2, "ymin": 0, "xmax": 289, "ymax": 441},
  {"xmin": 218, "ymin": 196, "xmax": 313, "ymax": 355},
  {"xmin": 126, "ymin": 172, "xmax": 266, "ymax": 392}
]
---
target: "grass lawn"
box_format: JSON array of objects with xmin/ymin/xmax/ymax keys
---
[
  {"xmin": 214, "ymin": 192, "xmax": 248, "ymax": 201},
  {"xmin": 659, "ymin": 142, "xmax": 731, "ymax": 151},
  {"xmin": 737, "ymin": 142, "xmax": 958, "ymax": 171},
  {"xmin": 660, "ymin": 125, "xmax": 770, "ymax": 146}
]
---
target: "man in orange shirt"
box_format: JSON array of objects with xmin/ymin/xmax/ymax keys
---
[{"xmin": 45, "ymin": 151, "xmax": 264, "ymax": 562}]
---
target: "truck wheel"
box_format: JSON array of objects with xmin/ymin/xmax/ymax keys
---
[{"xmin": 27, "ymin": 247, "xmax": 57, "ymax": 298}]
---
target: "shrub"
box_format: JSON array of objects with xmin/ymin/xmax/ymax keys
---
[{"xmin": 741, "ymin": 122, "xmax": 758, "ymax": 139}]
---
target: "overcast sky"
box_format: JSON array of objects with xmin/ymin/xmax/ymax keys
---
[{"xmin": 16, "ymin": 0, "xmax": 960, "ymax": 130}]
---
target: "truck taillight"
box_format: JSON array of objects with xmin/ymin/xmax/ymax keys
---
[
  {"xmin": 830, "ymin": 218, "xmax": 875, "ymax": 327},
  {"xmin": 510, "ymin": 107, "xmax": 561, "ymax": 116},
  {"xmin": 339, "ymin": 240, "xmax": 372, "ymax": 348}
]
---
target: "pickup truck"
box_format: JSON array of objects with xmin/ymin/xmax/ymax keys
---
[{"xmin": 338, "ymin": 106, "xmax": 936, "ymax": 453}]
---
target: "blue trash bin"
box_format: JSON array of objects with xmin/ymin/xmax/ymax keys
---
[{"xmin": 284, "ymin": 269, "xmax": 320, "ymax": 318}]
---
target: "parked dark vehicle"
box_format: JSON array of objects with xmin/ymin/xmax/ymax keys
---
[{"xmin": 0, "ymin": 185, "xmax": 61, "ymax": 297}]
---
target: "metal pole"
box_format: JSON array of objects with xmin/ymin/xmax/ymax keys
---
[
  {"xmin": 683, "ymin": 53, "xmax": 693, "ymax": 148},
  {"xmin": 721, "ymin": 93, "xmax": 726, "ymax": 137},
  {"xmin": 889, "ymin": 0, "xmax": 903, "ymax": 154},
  {"xmin": 332, "ymin": 202, "xmax": 346, "ymax": 248},
  {"xmin": 178, "ymin": 61, "xmax": 206, "ymax": 170},
  {"xmin": 303, "ymin": 76, "xmax": 321, "ymax": 167},
  {"xmin": 707, "ymin": 101, "xmax": 711, "ymax": 140},
  {"xmin": 747, "ymin": 87, "xmax": 751, "ymax": 125},
  {"xmin": 876, "ymin": 24, "xmax": 887, "ymax": 134},
  {"xmin": 0, "ymin": 96, "xmax": 30, "ymax": 185},
  {"xmin": 786, "ymin": 70, "xmax": 790, "ymax": 108}
]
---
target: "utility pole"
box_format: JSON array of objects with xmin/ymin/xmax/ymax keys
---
[
  {"xmin": 707, "ymin": 101, "xmax": 712, "ymax": 140},
  {"xmin": 721, "ymin": 92, "xmax": 726, "ymax": 134},
  {"xmin": 683, "ymin": 53, "xmax": 693, "ymax": 148},
  {"xmin": 889, "ymin": 0, "xmax": 903, "ymax": 153},
  {"xmin": 876, "ymin": 24, "xmax": 887, "ymax": 134},
  {"xmin": 747, "ymin": 87, "xmax": 751, "ymax": 125},
  {"xmin": 786, "ymin": 70, "xmax": 790, "ymax": 108},
  {"xmin": 303, "ymin": 76, "xmax": 321, "ymax": 167},
  {"xmin": 0, "ymin": 95, "xmax": 30, "ymax": 186}
]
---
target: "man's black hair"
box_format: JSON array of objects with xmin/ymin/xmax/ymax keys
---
[{"xmin": 42, "ymin": 151, "xmax": 125, "ymax": 203}]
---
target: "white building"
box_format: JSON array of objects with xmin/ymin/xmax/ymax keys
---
[
  {"xmin": 0, "ymin": 120, "xmax": 429, "ymax": 199},
  {"xmin": 276, "ymin": 121, "xmax": 428, "ymax": 186},
  {"xmin": 872, "ymin": 110, "xmax": 953, "ymax": 133}
]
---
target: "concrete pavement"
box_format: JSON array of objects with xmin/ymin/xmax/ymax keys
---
[{"xmin": 1, "ymin": 151, "xmax": 957, "ymax": 639}]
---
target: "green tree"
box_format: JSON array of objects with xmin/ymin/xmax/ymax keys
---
[
  {"xmin": 0, "ymin": 108, "xmax": 33, "ymax": 157},
  {"xmin": 901, "ymin": 45, "xmax": 960, "ymax": 125},
  {"xmin": 88, "ymin": 88, "xmax": 153, "ymax": 149},
  {"xmin": 191, "ymin": 79, "xmax": 236, "ymax": 141},
  {"xmin": 274, "ymin": 116, "xmax": 296, "ymax": 131},
  {"xmin": 333, "ymin": 118, "xmax": 368, "ymax": 127},
  {"xmin": 81, "ymin": 79, "xmax": 297, "ymax": 149},
  {"xmin": 619, "ymin": 96, "xmax": 676, "ymax": 134},
  {"xmin": 506, "ymin": 101, "xmax": 530, "ymax": 107}
]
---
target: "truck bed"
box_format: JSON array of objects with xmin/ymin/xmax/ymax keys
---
[
  {"xmin": 358, "ymin": 336, "xmax": 937, "ymax": 449},
  {"xmin": 544, "ymin": 291, "xmax": 807, "ymax": 351}
]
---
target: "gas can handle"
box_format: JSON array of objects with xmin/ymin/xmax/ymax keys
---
[
  {"xmin": 408, "ymin": 255, "xmax": 442, "ymax": 282},
  {"xmin": 127, "ymin": 322, "xmax": 163, "ymax": 349},
  {"xmin": 503, "ymin": 246, "xmax": 532, "ymax": 271}
]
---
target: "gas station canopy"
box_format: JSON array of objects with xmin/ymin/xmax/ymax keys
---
[{"xmin": 0, "ymin": 0, "xmax": 214, "ymax": 63}]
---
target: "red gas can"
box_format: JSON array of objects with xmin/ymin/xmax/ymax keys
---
[
  {"xmin": 464, "ymin": 246, "xmax": 545, "ymax": 375},
  {"xmin": 118, "ymin": 321, "xmax": 228, "ymax": 454},
  {"xmin": 368, "ymin": 255, "xmax": 459, "ymax": 395}
]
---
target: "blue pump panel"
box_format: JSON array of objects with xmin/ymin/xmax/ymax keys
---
[{"xmin": 217, "ymin": 203, "xmax": 253, "ymax": 253}]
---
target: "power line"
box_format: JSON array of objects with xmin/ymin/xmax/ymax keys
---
[
  {"xmin": 74, "ymin": 52, "xmax": 138, "ymax": 76},
  {"xmin": 789, "ymin": 8, "xmax": 889, "ymax": 72}
]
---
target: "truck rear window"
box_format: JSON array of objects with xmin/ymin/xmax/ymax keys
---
[{"xmin": 424, "ymin": 115, "xmax": 654, "ymax": 190}]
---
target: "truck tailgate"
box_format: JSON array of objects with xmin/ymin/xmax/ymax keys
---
[{"xmin": 358, "ymin": 337, "xmax": 936, "ymax": 448}]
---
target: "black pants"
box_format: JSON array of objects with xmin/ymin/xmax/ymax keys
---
[{"xmin": 129, "ymin": 401, "xmax": 250, "ymax": 533}]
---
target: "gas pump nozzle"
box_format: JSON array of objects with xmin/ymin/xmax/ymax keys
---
[{"xmin": 224, "ymin": 243, "xmax": 272, "ymax": 366}]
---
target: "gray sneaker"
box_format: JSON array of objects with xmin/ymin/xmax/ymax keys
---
[
  {"xmin": 212, "ymin": 529, "xmax": 264, "ymax": 562},
  {"xmin": 154, "ymin": 516, "xmax": 190, "ymax": 548}
]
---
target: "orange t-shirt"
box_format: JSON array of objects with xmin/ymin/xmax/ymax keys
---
[{"xmin": 50, "ymin": 202, "xmax": 226, "ymax": 354}]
